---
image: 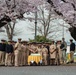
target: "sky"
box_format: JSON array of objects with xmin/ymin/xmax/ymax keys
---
[
  {"xmin": 0, "ymin": 12, "xmax": 75, "ymax": 42},
  {"xmin": 0, "ymin": 19, "xmax": 74, "ymax": 42}
]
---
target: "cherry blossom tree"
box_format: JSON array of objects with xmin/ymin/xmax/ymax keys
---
[
  {"xmin": 0, "ymin": 0, "xmax": 46, "ymax": 27},
  {"xmin": 1, "ymin": 0, "xmax": 76, "ymax": 40},
  {"xmin": 28, "ymin": 4, "xmax": 63, "ymax": 39},
  {"xmin": 47, "ymin": 0, "xmax": 76, "ymax": 40},
  {"xmin": 0, "ymin": 0, "xmax": 46, "ymax": 20},
  {"xmin": 4, "ymin": 21, "xmax": 23, "ymax": 40},
  {"xmin": 0, "ymin": 0, "xmax": 46, "ymax": 40}
]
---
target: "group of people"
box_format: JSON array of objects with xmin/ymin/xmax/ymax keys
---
[{"xmin": 0, "ymin": 38, "xmax": 75, "ymax": 66}]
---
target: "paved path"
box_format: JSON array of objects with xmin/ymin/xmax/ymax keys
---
[{"xmin": 0, "ymin": 66, "xmax": 76, "ymax": 75}]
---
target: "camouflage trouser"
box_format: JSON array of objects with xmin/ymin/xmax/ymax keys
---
[
  {"xmin": 70, "ymin": 51, "xmax": 74, "ymax": 62},
  {"xmin": 42, "ymin": 54, "xmax": 48, "ymax": 65},
  {"xmin": 23, "ymin": 53, "xmax": 27, "ymax": 65},
  {"xmin": 0, "ymin": 51, "xmax": 5, "ymax": 64},
  {"xmin": 21, "ymin": 52, "xmax": 27, "ymax": 66},
  {"xmin": 5, "ymin": 53, "xmax": 12, "ymax": 66},
  {"xmin": 55, "ymin": 52, "xmax": 60, "ymax": 65},
  {"xmin": 14, "ymin": 50, "xmax": 19, "ymax": 66},
  {"xmin": 62, "ymin": 50, "xmax": 66, "ymax": 63}
]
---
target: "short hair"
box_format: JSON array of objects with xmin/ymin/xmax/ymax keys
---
[
  {"xmin": 51, "ymin": 41, "xmax": 54, "ymax": 44},
  {"xmin": 62, "ymin": 38, "xmax": 65, "ymax": 40},
  {"xmin": 8, "ymin": 40, "xmax": 12, "ymax": 42},
  {"xmin": 18, "ymin": 38, "xmax": 21, "ymax": 40},
  {"xmin": 70, "ymin": 39, "xmax": 73, "ymax": 42},
  {"xmin": 1, "ymin": 39, "xmax": 5, "ymax": 42}
]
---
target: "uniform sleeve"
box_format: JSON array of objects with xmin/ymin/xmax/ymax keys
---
[
  {"xmin": 46, "ymin": 48, "xmax": 48, "ymax": 53},
  {"xmin": 15, "ymin": 43, "xmax": 18, "ymax": 48},
  {"xmin": 54, "ymin": 45, "xmax": 56, "ymax": 50}
]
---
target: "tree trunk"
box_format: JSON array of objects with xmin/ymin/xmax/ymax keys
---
[
  {"xmin": 8, "ymin": 35, "xmax": 12, "ymax": 41},
  {"xmin": 4, "ymin": 22, "xmax": 15, "ymax": 41},
  {"xmin": 69, "ymin": 27, "xmax": 76, "ymax": 41}
]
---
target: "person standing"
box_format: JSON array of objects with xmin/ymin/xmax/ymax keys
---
[
  {"xmin": 60, "ymin": 38, "xmax": 67, "ymax": 64},
  {"xmin": 50, "ymin": 41, "xmax": 56, "ymax": 65},
  {"xmin": 69, "ymin": 39, "xmax": 75, "ymax": 63},
  {"xmin": 11, "ymin": 41, "xmax": 16, "ymax": 65},
  {"xmin": 21, "ymin": 41, "xmax": 27, "ymax": 66},
  {"xmin": 26, "ymin": 43, "xmax": 30, "ymax": 64},
  {"xmin": 0, "ymin": 39, "xmax": 6, "ymax": 64},
  {"xmin": 56, "ymin": 41, "xmax": 62, "ymax": 65},
  {"xmin": 5, "ymin": 41, "xmax": 13, "ymax": 66},
  {"xmin": 42, "ymin": 45, "xmax": 48, "ymax": 65},
  {"xmin": 46, "ymin": 43, "xmax": 50, "ymax": 65},
  {"xmin": 14, "ymin": 38, "xmax": 22, "ymax": 66}
]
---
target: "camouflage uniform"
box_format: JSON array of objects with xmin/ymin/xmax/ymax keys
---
[
  {"xmin": 42, "ymin": 47, "xmax": 48, "ymax": 65},
  {"xmin": 14, "ymin": 42, "xmax": 22, "ymax": 66},
  {"xmin": 21, "ymin": 44, "xmax": 27, "ymax": 66},
  {"xmin": 57, "ymin": 43, "xmax": 62, "ymax": 64}
]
